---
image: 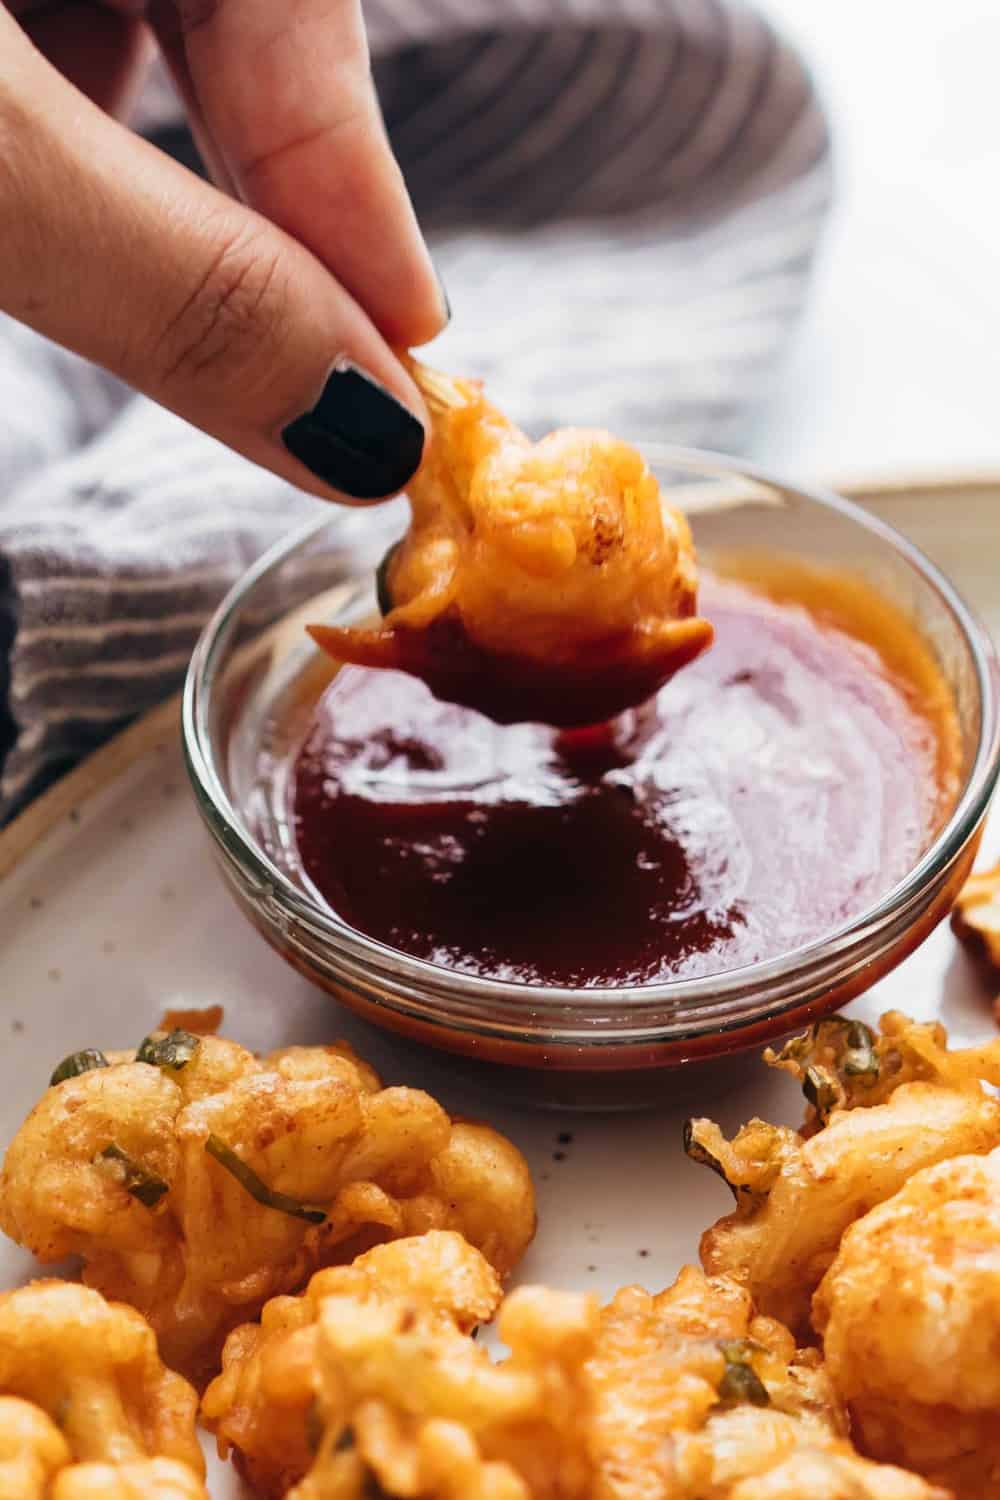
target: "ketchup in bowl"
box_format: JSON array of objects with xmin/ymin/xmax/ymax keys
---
[{"xmin": 291, "ymin": 566, "xmax": 958, "ymax": 989}]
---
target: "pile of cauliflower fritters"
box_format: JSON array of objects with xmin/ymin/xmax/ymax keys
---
[{"xmin": 1, "ymin": 870, "xmax": 1000, "ymax": 1500}]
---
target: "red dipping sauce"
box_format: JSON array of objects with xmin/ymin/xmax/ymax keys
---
[{"xmin": 291, "ymin": 575, "xmax": 950, "ymax": 988}]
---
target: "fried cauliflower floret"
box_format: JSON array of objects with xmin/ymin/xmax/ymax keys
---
[
  {"xmin": 0, "ymin": 1029, "xmax": 534, "ymax": 1379},
  {"xmin": 0, "ymin": 1284, "xmax": 207, "ymax": 1499},
  {"xmin": 291, "ymin": 1280, "xmax": 598, "ymax": 1500},
  {"xmin": 0, "ymin": 1402, "xmax": 206, "ymax": 1500},
  {"xmin": 815, "ymin": 1147, "xmax": 1000, "ymax": 1499},
  {"xmin": 202, "ymin": 1232, "xmax": 504, "ymax": 1499},
  {"xmin": 585, "ymin": 1266, "xmax": 943, "ymax": 1499},
  {"xmin": 207, "ymin": 1252, "xmax": 943, "ymax": 1500},
  {"xmin": 688, "ymin": 1012, "xmax": 1000, "ymax": 1336},
  {"xmin": 584, "ymin": 1266, "xmax": 841, "ymax": 1500},
  {"xmin": 765, "ymin": 1011, "xmax": 1000, "ymax": 1123},
  {"xmin": 952, "ymin": 860, "xmax": 1000, "ymax": 969},
  {"xmin": 50, "ymin": 1459, "xmax": 207, "ymax": 1500},
  {"xmin": 207, "ymin": 1237, "xmax": 594, "ymax": 1500},
  {"xmin": 309, "ymin": 364, "xmax": 712, "ymax": 727},
  {"xmin": 703, "ymin": 1430, "xmax": 948, "ymax": 1500},
  {"xmin": 0, "ymin": 1281, "xmax": 203, "ymax": 1472},
  {"xmin": 0, "ymin": 1397, "xmax": 69, "ymax": 1500}
]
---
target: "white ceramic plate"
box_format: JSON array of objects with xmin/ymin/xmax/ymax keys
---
[{"xmin": 1, "ymin": 475, "xmax": 998, "ymax": 1497}]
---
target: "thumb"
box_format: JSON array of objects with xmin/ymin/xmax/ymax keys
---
[{"xmin": 0, "ymin": 13, "xmax": 427, "ymax": 503}]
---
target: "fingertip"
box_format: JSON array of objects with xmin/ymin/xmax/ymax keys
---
[
  {"xmin": 431, "ymin": 262, "xmax": 452, "ymax": 332},
  {"xmin": 174, "ymin": 0, "xmax": 451, "ymax": 359},
  {"xmin": 376, "ymin": 271, "xmax": 450, "ymax": 351},
  {"xmin": 409, "ymin": 263, "xmax": 452, "ymax": 348}
]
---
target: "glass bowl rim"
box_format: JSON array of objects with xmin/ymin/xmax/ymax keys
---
[{"xmin": 183, "ymin": 446, "xmax": 1000, "ymax": 1044}]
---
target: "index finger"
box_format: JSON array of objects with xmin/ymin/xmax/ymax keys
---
[{"xmin": 158, "ymin": 0, "xmax": 447, "ymax": 349}]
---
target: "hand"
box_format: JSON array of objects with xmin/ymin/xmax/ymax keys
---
[{"xmin": 0, "ymin": 1, "xmax": 447, "ymax": 501}]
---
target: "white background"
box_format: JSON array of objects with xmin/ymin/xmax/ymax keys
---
[{"xmin": 752, "ymin": 0, "xmax": 1000, "ymax": 478}]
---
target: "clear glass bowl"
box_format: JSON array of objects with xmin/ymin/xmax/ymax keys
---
[{"xmin": 183, "ymin": 451, "xmax": 1000, "ymax": 1108}]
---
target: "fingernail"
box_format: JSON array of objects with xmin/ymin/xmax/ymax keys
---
[{"xmin": 282, "ymin": 360, "xmax": 425, "ymax": 499}]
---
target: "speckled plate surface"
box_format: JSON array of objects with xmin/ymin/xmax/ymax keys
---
[{"xmin": 0, "ymin": 475, "xmax": 997, "ymax": 1497}]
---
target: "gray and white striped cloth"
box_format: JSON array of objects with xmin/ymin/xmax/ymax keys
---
[{"xmin": 0, "ymin": 0, "xmax": 831, "ymax": 819}]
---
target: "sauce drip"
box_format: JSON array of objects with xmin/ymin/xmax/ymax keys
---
[{"xmin": 291, "ymin": 576, "xmax": 946, "ymax": 987}]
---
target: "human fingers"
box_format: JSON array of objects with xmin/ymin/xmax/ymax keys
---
[
  {"xmin": 0, "ymin": 10, "xmax": 428, "ymax": 502},
  {"xmin": 153, "ymin": 0, "xmax": 447, "ymax": 349}
]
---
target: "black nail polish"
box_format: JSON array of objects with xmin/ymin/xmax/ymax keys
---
[{"xmin": 282, "ymin": 362, "xmax": 425, "ymax": 499}]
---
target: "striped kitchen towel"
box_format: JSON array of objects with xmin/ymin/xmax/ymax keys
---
[{"xmin": 0, "ymin": 0, "xmax": 831, "ymax": 818}]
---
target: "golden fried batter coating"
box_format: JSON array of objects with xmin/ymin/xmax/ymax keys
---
[
  {"xmin": 50, "ymin": 1459, "xmax": 207, "ymax": 1500},
  {"xmin": 280, "ymin": 1280, "xmax": 596, "ymax": 1500},
  {"xmin": 0, "ymin": 1284, "xmax": 206, "ymax": 1499},
  {"xmin": 0, "ymin": 1397, "xmax": 69, "ymax": 1500},
  {"xmin": 689, "ymin": 1012, "xmax": 1000, "ymax": 1336},
  {"xmin": 583, "ymin": 1267, "xmax": 846, "ymax": 1500},
  {"xmin": 0, "ymin": 1281, "xmax": 203, "ymax": 1471},
  {"xmin": 0, "ymin": 1031, "xmax": 534, "ymax": 1379},
  {"xmin": 707, "ymin": 1436, "xmax": 948, "ymax": 1500},
  {"xmin": 309, "ymin": 364, "xmax": 712, "ymax": 727},
  {"xmin": 815, "ymin": 1147, "xmax": 1000, "ymax": 1499},
  {"xmin": 202, "ymin": 1232, "xmax": 503, "ymax": 1499},
  {"xmin": 583, "ymin": 1267, "xmax": 941, "ymax": 1499},
  {"xmin": 765, "ymin": 1011, "xmax": 1000, "ymax": 1122},
  {"xmin": 952, "ymin": 860, "xmax": 1000, "ymax": 969},
  {"xmin": 206, "ymin": 1246, "xmax": 944, "ymax": 1500}
]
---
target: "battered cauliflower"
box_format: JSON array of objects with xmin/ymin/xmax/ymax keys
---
[
  {"xmin": 952, "ymin": 860, "xmax": 1000, "ymax": 969},
  {"xmin": 0, "ymin": 1282, "xmax": 206, "ymax": 1499},
  {"xmin": 50, "ymin": 1460, "xmax": 207, "ymax": 1500},
  {"xmin": 815, "ymin": 1146, "xmax": 1000, "ymax": 1499},
  {"xmin": 688, "ymin": 1011, "xmax": 1000, "ymax": 1335},
  {"xmin": 202, "ymin": 1232, "xmax": 504, "ymax": 1498},
  {"xmin": 309, "ymin": 361, "xmax": 713, "ymax": 727},
  {"xmin": 205, "ymin": 1243, "xmax": 944, "ymax": 1500},
  {"xmin": 0, "ymin": 1397, "xmax": 68, "ymax": 1500},
  {"xmin": 205, "ymin": 1227, "xmax": 590, "ymax": 1500},
  {"xmin": 0, "ymin": 1028, "xmax": 534, "ymax": 1378},
  {"xmin": 582, "ymin": 1267, "xmax": 941, "ymax": 1500},
  {"xmin": 764, "ymin": 1011, "xmax": 1000, "ymax": 1121}
]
